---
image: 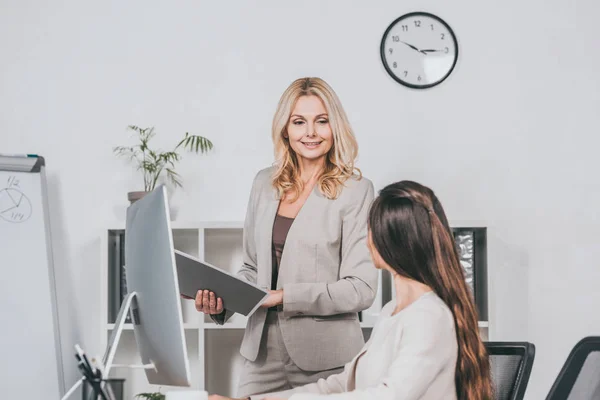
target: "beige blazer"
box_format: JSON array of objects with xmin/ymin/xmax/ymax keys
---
[
  {"xmin": 214, "ymin": 166, "xmax": 378, "ymax": 371},
  {"xmin": 254, "ymin": 293, "xmax": 459, "ymax": 400}
]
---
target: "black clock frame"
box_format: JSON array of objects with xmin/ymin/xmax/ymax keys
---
[{"xmin": 380, "ymin": 11, "xmax": 459, "ymax": 89}]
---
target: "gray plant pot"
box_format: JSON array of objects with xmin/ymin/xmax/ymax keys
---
[{"xmin": 127, "ymin": 191, "xmax": 148, "ymax": 204}]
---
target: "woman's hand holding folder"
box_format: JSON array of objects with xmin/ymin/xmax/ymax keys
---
[{"xmin": 181, "ymin": 289, "xmax": 224, "ymax": 314}]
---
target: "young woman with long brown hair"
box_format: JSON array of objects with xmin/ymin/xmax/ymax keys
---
[{"xmin": 210, "ymin": 180, "xmax": 492, "ymax": 400}]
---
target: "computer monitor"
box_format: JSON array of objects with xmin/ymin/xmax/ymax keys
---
[
  {"xmin": 106, "ymin": 184, "xmax": 191, "ymax": 386},
  {"xmin": 61, "ymin": 184, "xmax": 191, "ymax": 400}
]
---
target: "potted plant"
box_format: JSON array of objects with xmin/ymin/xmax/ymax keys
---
[
  {"xmin": 114, "ymin": 125, "xmax": 213, "ymax": 203},
  {"xmin": 135, "ymin": 391, "xmax": 165, "ymax": 400}
]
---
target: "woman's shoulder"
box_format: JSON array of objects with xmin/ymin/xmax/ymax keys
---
[
  {"xmin": 250, "ymin": 165, "xmax": 276, "ymax": 190},
  {"xmin": 374, "ymin": 297, "xmax": 455, "ymax": 349},
  {"xmin": 380, "ymin": 294, "xmax": 452, "ymax": 324},
  {"xmin": 338, "ymin": 174, "xmax": 374, "ymax": 203},
  {"xmin": 401, "ymin": 293, "xmax": 456, "ymax": 339},
  {"xmin": 255, "ymin": 165, "xmax": 276, "ymax": 180},
  {"xmin": 344, "ymin": 173, "xmax": 373, "ymax": 189}
]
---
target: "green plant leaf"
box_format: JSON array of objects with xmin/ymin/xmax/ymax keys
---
[
  {"xmin": 116, "ymin": 125, "xmax": 213, "ymax": 192},
  {"xmin": 176, "ymin": 134, "xmax": 213, "ymax": 154},
  {"xmin": 141, "ymin": 160, "xmax": 158, "ymax": 173},
  {"xmin": 161, "ymin": 151, "xmax": 181, "ymax": 166},
  {"xmin": 134, "ymin": 393, "xmax": 165, "ymax": 400},
  {"xmin": 127, "ymin": 124, "xmax": 144, "ymax": 133},
  {"xmin": 113, "ymin": 145, "xmax": 132, "ymax": 154}
]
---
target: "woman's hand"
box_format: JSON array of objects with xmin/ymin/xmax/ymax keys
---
[
  {"xmin": 260, "ymin": 290, "xmax": 283, "ymax": 309},
  {"xmin": 182, "ymin": 290, "xmax": 224, "ymax": 314}
]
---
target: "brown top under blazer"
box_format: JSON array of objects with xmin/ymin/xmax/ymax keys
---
[{"xmin": 215, "ymin": 166, "xmax": 378, "ymax": 372}]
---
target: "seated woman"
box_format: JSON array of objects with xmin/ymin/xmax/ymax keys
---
[{"xmin": 210, "ymin": 180, "xmax": 493, "ymax": 400}]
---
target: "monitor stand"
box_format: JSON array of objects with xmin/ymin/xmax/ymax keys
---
[{"xmin": 61, "ymin": 292, "xmax": 157, "ymax": 400}]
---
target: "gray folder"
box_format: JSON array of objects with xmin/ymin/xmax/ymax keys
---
[{"xmin": 174, "ymin": 249, "xmax": 268, "ymax": 317}]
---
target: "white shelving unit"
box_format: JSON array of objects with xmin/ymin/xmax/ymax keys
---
[{"xmin": 99, "ymin": 221, "xmax": 490, "ymax": 399}]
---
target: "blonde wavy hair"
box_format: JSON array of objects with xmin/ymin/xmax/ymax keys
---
[{"xmin": 271, "ymin": 77, "xmax": 361, "ymax": 201}]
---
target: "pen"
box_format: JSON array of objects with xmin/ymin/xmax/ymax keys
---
[
  {"xmin": 75, "ymin": 346, "xmax": 107, "ymax": 400},
  {"xmin": 74, "ymin": 354, "xmax": 91, "ymax": 378},
  {"xmin": 76, "ymin": 344, "xmax": 96, "ymax": 376}
]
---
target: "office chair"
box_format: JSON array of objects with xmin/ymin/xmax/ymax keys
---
[
  {"xmin": 485, "ymin": 341, "xmax": 536, "ymax": 400},
  {"xmin": 545, "ymin": 336, "xmax": 600, "ymax": 400}
]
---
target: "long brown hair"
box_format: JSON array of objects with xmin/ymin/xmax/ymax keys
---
[{"xmin": 368, "ymin": 180, "xmax": 492, "ymax": 400}]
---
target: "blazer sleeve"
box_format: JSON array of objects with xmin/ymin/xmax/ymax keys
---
[
  {"xmin": 211, "ymin": 172, "xmax": 260, "ymax": 324},
  {"xmin": 282, "ymin": 178, "xmax": 378, "ymax": 316},
  {"xmin": 285, "ymin": 309, "xmax": 455, "ymax": 400}
]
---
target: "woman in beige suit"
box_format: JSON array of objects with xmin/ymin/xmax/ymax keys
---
[
  {"xmin": 191, "ymin": 77, "xmax": 379, "ymax": 397},
  {"xmin": 210, "ymin": 181, "xmax": 493, "ymax": 400}
]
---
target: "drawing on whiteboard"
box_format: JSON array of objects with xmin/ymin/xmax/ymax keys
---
[{"xmin": 0, "ymin": 187, "xmax": 32, "ymax": 223}]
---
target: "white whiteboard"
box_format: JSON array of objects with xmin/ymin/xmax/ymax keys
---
[{"xmin": 0, "ymin": 155, "xmax": 64, "ymax": 398}]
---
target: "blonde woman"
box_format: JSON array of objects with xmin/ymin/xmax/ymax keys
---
[{"xmin": 191, "ymin": 77, "xmax": 378, "ymax": 398}]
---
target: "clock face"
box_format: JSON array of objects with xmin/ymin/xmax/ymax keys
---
[{"xmin": 380, "ymin": 12, "xmax": 458, "ymax": 89}]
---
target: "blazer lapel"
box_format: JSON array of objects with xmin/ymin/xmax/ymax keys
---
[{"xmin": 261, "ymin": 186, "xmax": 279, "ymax": 290}]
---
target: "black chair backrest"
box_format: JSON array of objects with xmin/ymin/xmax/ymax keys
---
[
  {"xmin": 546, "ymin": 336, "xmax": 600, "ymax": 400},
  {"xmin": 486, "ymin": 341, "xmax": 536, "ymax": 400}
]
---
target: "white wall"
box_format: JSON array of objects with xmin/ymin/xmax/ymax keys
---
[{"xmin": 1, "ymin": 0, "xmax": 599, "ymax": 398}]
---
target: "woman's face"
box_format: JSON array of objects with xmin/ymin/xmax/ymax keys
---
[{"xmin": 285, "ymin": 95, "xmax": 334, "ymax": 163}]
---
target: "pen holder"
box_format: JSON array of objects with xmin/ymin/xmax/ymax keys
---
[{"xmin": 81, "ymin": 378, "xmax": 125, "ymax": 400}]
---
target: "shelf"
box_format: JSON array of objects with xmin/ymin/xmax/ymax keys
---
[
  {"xmin": 106, "ymin": 323, "xmax": 197, "ymax": 330},
  {"xmin": 478, "ymin": 321, "xmax": 489, "ymax": 328},
  {"xmin": 204, "ymin": 321, "xmax": 247, "ymax": 329},
  {"xmin": 105, "ymin": 221, "xmax": 244, "ymax": 231}
]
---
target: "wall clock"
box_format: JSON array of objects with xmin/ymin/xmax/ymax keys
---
[{"xmin": 380, "ymin": 12, "xmax": 459, "ymax": 89}]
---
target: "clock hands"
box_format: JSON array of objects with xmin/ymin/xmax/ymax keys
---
[
  {"xmin": 400, "ymin": 41, "xmax": 421, "ymax": 53},
  {"xmin": 400, "ymin": 41, "xmax": 444, "ymax": 56},
  {"xmin": 420, "ymin": 49, "xmax": 444, "ymax": 54}
]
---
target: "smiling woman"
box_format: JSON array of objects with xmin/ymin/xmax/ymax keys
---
[
  {"xmin": 189, "ymin": 77, "xmax": 378, "ymax": 399},
  {"xmin": 270, "ymin": 77, "xmax": 362, "ymax": 203}
]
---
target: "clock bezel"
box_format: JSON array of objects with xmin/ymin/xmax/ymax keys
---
[{"xmin": 380, "ymin": 11, "xmax": 459, "ymax": 89}]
